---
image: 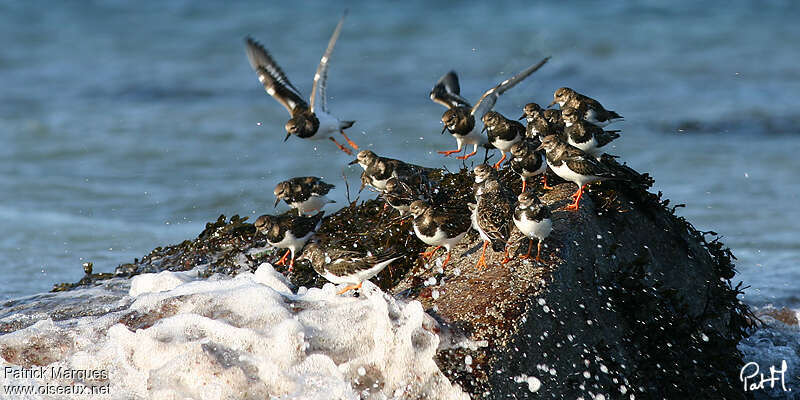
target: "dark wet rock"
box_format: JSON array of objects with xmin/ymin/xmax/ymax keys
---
[{"xmin": 40, "ymin": 161, "xmax": 752, "ymax": 399}]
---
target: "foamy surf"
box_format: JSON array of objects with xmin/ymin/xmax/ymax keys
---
[{"xmin": 1, "ymin": 264, "xmax": 468, "ymax": 399}]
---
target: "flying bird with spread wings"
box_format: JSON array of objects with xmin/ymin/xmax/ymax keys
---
[
  {"xmin": 429, "ymin": 57, "xmax": 549, "ymax": 160},
  {"xmin": 245, "ymin": 12, "xmax": 358, "ymax": 155}
]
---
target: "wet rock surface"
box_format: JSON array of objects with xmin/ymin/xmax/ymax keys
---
[{"xmin": 22, "ymin": 162, "xmax": 753, "ymax": 399}]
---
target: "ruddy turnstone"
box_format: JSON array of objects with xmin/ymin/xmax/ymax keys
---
[
  {"xmin": 254, "ymin": 211, "xmax": 324, "ymax": 271},
  {"xmin": 549, "ymin": 87, "xmax": 623, "ymax": 127},
  {"xmin": 245, "ymin": 13, "xmax": 358, "ymax": 154},
  {"xmin": 536, "ymin": 135, "xmax": 620, "ymax": 211},
  {"xmin": 472, "ymin": 163, "xmax": 499, "ymax": 198},
  {"xmin": 383, "ymin": 177, "xmax": 420, "ymax": 216},
  {"xmin": 473, "ymin": 179, "xmax": 514, "ymax": 269},
  {"xmin": 409, "ymin": 200, "xmax": 470, "ymax": 269},
  {"xmin": 512, "ymin": 192, "xmax": 552, "ymax": 262},
  {"xmin": 509, "ymin": 139, "xmax": 547, "ymax": 192},
  {"xmin": 481, "ymin": 111, "xmax": 525, "ymax": 169},
  {"xmin": 349, "ymin": 150, "xmax": 421, "ymax": 192},
  {"xmin": 429, "ymin": 57, "xmax": 550, "ymax": 160},
  {"xmin": 562, "ymin": 107, "xmax": 621, "ymax": 160},
  {"xmin": 520, "ymin": 102, "xmax": 565, "ymax": 141},
  {"xmin": 274, "ymin": 176, "xmax": 336, "ymax": 215},
  {"xmin": 300, "ymin": 243, "xmax": 403, "ymax": 294}
]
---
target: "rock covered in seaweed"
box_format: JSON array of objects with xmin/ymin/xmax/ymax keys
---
[{"xmin": 20, "ymin": 159, "xmax": 753, "ymax": 399}]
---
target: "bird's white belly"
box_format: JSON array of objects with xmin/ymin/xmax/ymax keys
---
[
  {"xmin": 550, "ymin": 162, "xmax": 601, "ymax": 187},
  {"xmin": 414, "ymin": 225, "xmax": 466, "ymax": 251},
  {"xmin": 492, "ymin": 136, "xmax": 521, "ymax": 151},
  {"xmin": 371, "ymin": 177, "xmax": 390, "ymax": 191},
  {"xmin": 269, "ymin": 230, "xmax": 312, "ymax": 254},
  {"xmin": 514, "ymin": 216, "xmax": 552, "ymax": 241},
  {"xmin": 458, "ymin": 127, "xmax": 488, "ymax": 146},
  {"xmin": 291, "ymin": 195, "xmax": 332, "ymax": 215},
  {"xmin": 313, "ymin": 111, "xmax": 341, "ymax": 139}
]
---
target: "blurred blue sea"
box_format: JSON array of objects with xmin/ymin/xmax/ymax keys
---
[{"xmin": 1, "ymin": 1, "xmax": 799, "ymax": 309}]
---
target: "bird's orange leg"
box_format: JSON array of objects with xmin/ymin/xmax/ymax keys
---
[
  {"xmin": 519, "ymin": 239, "xmax": 534, "ymax": 259},
  {"xmin": 535, "ymin": 240, "xmax": 545, "ymax": 263},
  {"xmin": 541, "ymin": 175, "xmax": 553, "ymax": 190},
  {"xmin": 275, "ymin": 249, "xmax": 291, "ymax": 266},
  {"xmin": 337, "ymin": 282, "xmax": 363, "ymax": 295},
  {"xmin": 456, "ymin": 150, "xmax": 478, "ymax": 160},
  {"xmin": 420, "ymin": 246, "xmax": 442, "ymax": 260},
  {"xmin": 340, "ymin": 130, "xmax": 359, "ymax": 150},
  {"xmin": 521, "ymin": 179, "xmax": 527, "ymax": 193},
  {"xmin": 492, "ymin": 152, "xmax": 507, "ymax": 170},
  {"xmin": 441, "ymin": 251, "xmax": 452, "ymax": 269},
  {"xmin": 329, "ymin": 137, "xmax": 353, "ymax": 155},
  {"xmin": 566, "ymin": 184, "xmax": 586, "ymax": 211},
  {"xmin": 438, "ymin": 149, "xmax": 462, "ymax": 156},
  {"xmin": 475, "ymin": 241, "xmax": 489, "ymax": 270},
  {"xmin": 501, "ymin": 246, "xmax": 512, "ymax": 264}
]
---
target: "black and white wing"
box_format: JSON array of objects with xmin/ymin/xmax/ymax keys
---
[
  {"xmin": 430, "ymin": 71, "xmax": 472, "ymax": 109},
  {"xmin": 471, "ymin": 57, "xmax": 550, "ymax": 119},
  {"xmin": 245, "ymin": 37, "xmax": 308, "ymax": 114},
  {"xmin": 564, "ymin": 155, "xmax": 617, "ymax": 178},
  {"xmin": 310, "ymin": 12, "xmax": 347, "ymax": 114}
]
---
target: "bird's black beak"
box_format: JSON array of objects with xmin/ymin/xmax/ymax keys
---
[
  {"xmin": 274, "ymin": 198, "xmax": 280, "ymax": 207},
  {"xmin": 518, "ymin": 114, "xmax": 526, "ymax": 120},
  {"xmin": 441, "ymin": 124, "xmax": 448, "ymax": 134},
  {"xmin": 535, "ymin": 143, "xmax": 545, "ymax": 151},
  {"xmin": 481, "ymin": 125, "xmax": 487, "ymax": 133},
  {"xmin": 348, "ymin": 159, "xmax": 359, "ymax": 165},
  {"xmin": 283, "ymin": 132, "xmax": 291, "ymax": 142},
  {"xmin": 547, "ymin": 100, "xmax": 557, "ymax": 108}
]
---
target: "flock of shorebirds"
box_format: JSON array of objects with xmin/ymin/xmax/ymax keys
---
[{"xmin": 247, "ymin": 14, "xmax": 624, "ymax": 294}]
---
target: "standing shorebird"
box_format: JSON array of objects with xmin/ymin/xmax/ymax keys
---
[
  {"xmin": 472, "ymin": 163, "xmax": 499, "ymax": 198},
  {"xmin": 562, "ymin": 107, "xmax": 621, "ymax": 160},
  {"xmin": 300, "ymin": 243, "xmax": 403, "ymax": 295},
  {"xmin": 473, "ymin": 179, "xmax": 514, "ymax": 269},
  {"xmin": 245, "ymin": 13, "xmax": 358, "ymax": 154},
  {"xmin": 513, "ymin": 192, "xmax": 552, "ymax": 262},
  {"xmin": 349, "ymin": 150, "xmax": 422, "ymax": 192},
  {"xmin": 383, "ymin": 177, "xmax": 420, "ymax": 217},
  {"xmin": 520, "ymin": 102, "xmax": 565, "ymax": 141},
  {"xmin": 429, "ymin": 57, "xmax": 550, "ymax": 160},
  {"xmin": 273, "ymin": 177, "xmax": 336, "ymax": 215},
  {"xmin": 254, "ymin": 212, "xmax": 324, "ymax": 271},
  {"xmin": 409, "ymin": 200, "xmax": 470, "ymax": 269},
  {"xmin": 481, "ymin": 111, "xmax": 525, "ymax": 169},
  {"xmin": 536, "ymin": 135, "xmax": 620, "ymax": 211},
  {"xmin": 549, "ymin": 87, "xmax": 623, "ymax": 127},
  {"xmin": 509, "ymin": 139, "xmax": 547, "ymax": 192}
]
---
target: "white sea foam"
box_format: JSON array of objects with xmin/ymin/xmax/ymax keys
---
[{"xmin": 0, "ymin": 264, "xmax": 468, "ymax": 399}]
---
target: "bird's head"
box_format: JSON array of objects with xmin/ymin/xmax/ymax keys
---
[
  {"xmin": 273, "ymin": 182, "xmax": 290, "ymax": 207},
  {"xmin": 510, "ymin": 141, "xmax": 531, "ymax": 159},
  {"xmin": 517, "ymin": 191, "xmax": 539, "ymax": 207},
  {"xmin": 254, "ymin": 214, "xmax": 276, "ymax": 234},
  {"xmin": 408, "ymin": 200, "xmax": 431, "ymax": 217},
  {"xmin": 350, "ymin": 150, "xmax": 378, "ymax": 168},
  {"xmin": 520, "ymin": 102, "xmax": 543, "ymax": 120},
  {"xmin": 536, "ymin": 135, "xmax": 562, "ymax": 152},
  {"xmin": 481, "ymin": 111, "xmax": 503, "ymax": 130},
  {"xmin": 561, "ymin": 107, "xmax": 580, "ymax": 124},
  {"xmin": 549, "ymin": 87, "xmax": 575, "ymax": 107},
  {"xmin": 284, "ymin": 114, "xmax": 318, "ymax": 139},
  {"xmin": 472, "ymin": 163, "xmax": 497, "ymax": 184}
]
